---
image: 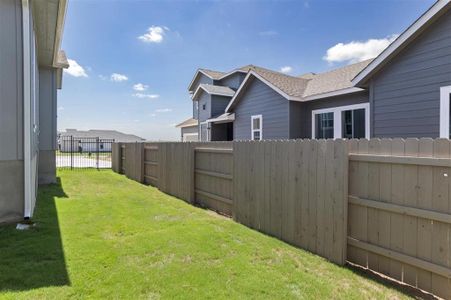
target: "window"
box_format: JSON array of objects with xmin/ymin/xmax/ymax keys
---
[
  {"xmin": 202, "ymin": 104, "xmax": 206, "ymax": 110},
  {"xmin": 315, "ymin": 112, "xmax": 334, "ymax": 139},
  {"xmin": 440, "ymin": 86, "xmax": 451, "ymax": 138},
  {"xmin": 342, "ymin": 108, "xmax": 366, "ymax": 139},
  {"xmin": 312, "ymin": 103, "xmax": 369, "ymax": 139},
  {"xmin": 251, "ymin": 115, "xmax": 262, "ymax": 140}
]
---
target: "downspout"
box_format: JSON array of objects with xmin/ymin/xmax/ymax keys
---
[{"xmin": 22, "ymin": 0, "xmax": 32, "ymax": 219}]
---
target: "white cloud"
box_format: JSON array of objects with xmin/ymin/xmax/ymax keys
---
[
  {"xmin": 280, "ymin": 66, "xmax": 293, "ymax": 74},
  {"xmin": 133, "ymin": 93, "xmax": 159, "ymax": 99},
  {"xmin": 58, "ymin": 106, "xmax": 64, "ymax": 111},
  {"xmin": 138, "ymin": 26, "xmax": 169, "ymax": 43},
  {"xmin": 323, "ymin": 34, "xmax": 398, "ymax": 64},
  {"xmin": 110, "ymin": 73, "xmax": 128, "ymax": 82},
  {"xmin": 259, "ymin": 30, "xmax": 278, "ymax": 37},
  {"xmin": 149, "ymin": 113, "xmax": 157, "ymax": 117},
  {"xmin": 133, "ymin": 83, "xmax": 149, "ymax": 91},
  {"xmin": 64, "ymin": 59, "xmax": 88, "ymax": 77},
  {"xmin": 155, "ymin": 108, "xmax": 172, "ymax": 113}
]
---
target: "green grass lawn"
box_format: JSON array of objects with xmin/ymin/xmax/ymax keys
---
[{"xmin": 0, "ymin": 170, "xmax": 413, "ymax": 299}]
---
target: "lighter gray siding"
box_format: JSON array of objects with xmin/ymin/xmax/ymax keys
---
[
  {"xmin": 299, "ymin": 92, "xmax": 369, "ymax": 138},
  {"xmin": 38, "ymin": 67, "xmax": 57, "ymax": 184},
  {"xmin": 0, "ymin": 0, "xmax": 24, "ymax": 223},
  {"xmin": 372, "ymin": 8, "xmax": 451, "ymax": 138},
  {"xmin": 39, "ymin": 68, "xmax": 57, "ymax": 151},
  {"xmin": 233, "ymin": 77, "xmax": 289, "ymax": 140},
  {"xmin": 218, "ymin": 72, "xmax": 246, "ymax": 90},
  {"xmin": 211, "ymin": 95, "xmax": 231, "ymax": 118},
  {"xmin": 181, "ymin": 126, "xmax": 198, "ymax": 135},
  {"xmin": 0, "ymin": 0, "xmax": 23, "ymax": 161}
]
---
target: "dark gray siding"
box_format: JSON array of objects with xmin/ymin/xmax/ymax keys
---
[
  {"xmin": 197, "ymin": 92, "xmax": 211, "ymax": 122},
  {"xmin": 218, "ymin": 72, "xmax": 246, "ymax": 90},
  {"xmin": 211, "ymin": 95, "xmax": 231, "ymax": 118},
  {"xmin": 289, "ymin": 101, "xmax": 304, "ymax": 139},
  {"xmin": 299, "ymin": 92, "xmax": 369, "ymax": 138},
  {"xmin": 191, "ymin": 73, "xmax": 213, "ymax": 92},
  {"xmin": 0, "ymin": 0, "xmax": 23, "ymax": 161},
  {"xmin": 233, "ymin": 77, "xmax": 289, "ymax": 140},
  {"xmin": 372, "ymin": 8, "xmax": 451, "ymax": 138}
]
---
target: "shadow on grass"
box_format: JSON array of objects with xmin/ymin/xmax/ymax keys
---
[{"xmin": 0, "ymin": 177, "xmax": 70, "ymax": 291}]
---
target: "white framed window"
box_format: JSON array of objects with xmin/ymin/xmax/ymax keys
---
[
  {"xmin": 251, "ymin": 115, "xmax": 262, "ymax": 140},
  {"xmin": 440, "ymin": 86, "xmax": 451, "ymax": 138},
  {"xmin": 312, "ymin": 103, "xmax": 370, "ymax": 139}
]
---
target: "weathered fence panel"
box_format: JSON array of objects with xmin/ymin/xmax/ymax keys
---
[
  {"xmin": 124, "ymin": 143, "xmax": 144, "ymax": 183},
  {"xmin": 233, "ymin": 140, "xmax": 349, "ymax": 265},
  {"xmin": 143, "ymin": 144, "xmax": 159, "ymax": 187},
  {"xmin": 348, "ymin": 138, "xmax": 451, "ymax": 299},
  {"xmin": 194, "ymin": 147, "xmax": 233, "ymax": 216},
  {"xmin": 113, "ymin": 138, "xmax": 451, "ymax": 298},
  {"xmin": 111, "ymin": 143, "xmax": 122, "ymax": 173}
]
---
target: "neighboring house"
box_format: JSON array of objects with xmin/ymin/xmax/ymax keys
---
[
  {"xmin": 0, "ymin": 0, "xmax": 69, "ymax": 223},
  {"xmin": 177, "ymin": 0, "xmax": 451, "ymax": 141},
  {"xmin": 58, "ymin": 129, "xmax": 145, "ymax": 152},
  {"xmin": 175, "ymin": 118, "xmax": 199, "ymax": 141}
]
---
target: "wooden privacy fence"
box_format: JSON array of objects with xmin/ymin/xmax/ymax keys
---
[
  {"xmin": 112, "ymin": 139, "xmax": 451, "ymax": 298},
  {"xmin": 348, "ymin": 138, "xmax": 451, "ymax": 299}
]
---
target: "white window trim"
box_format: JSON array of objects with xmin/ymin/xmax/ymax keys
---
[
  {"xmin": 251, "ymin": 115, "xmax": 263, "ymax": 140},
  {"xmin": 440, "ymin": 86, "xmax": 451, "ymax": 138},
  {"xmin": 311, "ymin": 103, "xmax": 370, "ymax": 139}
]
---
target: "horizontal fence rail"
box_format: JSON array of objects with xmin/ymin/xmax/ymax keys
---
[
  {"xmin": 348, "ymin": 138, "xmax": 451, "ymax": 299},
  {"xmin": 112, "ymin": 138, "xmax": 451, "ymax": 299}
]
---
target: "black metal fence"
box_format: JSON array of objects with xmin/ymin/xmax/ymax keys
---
[{"xmin": 57, "ymin": 135, "xmax": 115, "ymax": 169}]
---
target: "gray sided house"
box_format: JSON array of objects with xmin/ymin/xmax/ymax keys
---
[
  {"xmin": 0, "ymin": 0, "xmax": 68, "ymax": 223},
  {"xmin": 177, "ymin": 0, "xmax": 451, "ymax": 142}
]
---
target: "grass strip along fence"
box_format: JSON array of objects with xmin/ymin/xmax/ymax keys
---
[{"xmin": 112, "ymin": 139, "xmax": 451, "ymax": 299}]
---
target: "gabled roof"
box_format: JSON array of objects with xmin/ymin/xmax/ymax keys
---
[
  {"xmin": 192, "ymin": 84, "xmax": 235, "ymax": 100},
  {"xmin": 175, "ymin": 118, "xmax": 198, "ymax": 128},
  {"xmin": 199, "ymin": 69, "xmax": 226, "ymax": 79},
  {"xmin": 225, "ymin": 60, "xmax": 371, "ymax": 112},
  {"xmin": 187, "ymin": 69, "xmax": 226, "ymax": 92},
  {"xmin": 302, "ymin": 59, "xmax": 372, "ymax": 100},
  {"xmin": 353, "ymin": 0, "xmax": 451, "ymax": 87}
]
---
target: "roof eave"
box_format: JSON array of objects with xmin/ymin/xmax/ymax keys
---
[
  {"xmin": 225, "ymin": 71, "xmax": 301, "ymax": 112},
  {"xmin": 302, "ymin": 87, "xmax": 366, "ymax": 102},
  {"xmin": 352, "ymin": 0, "xmax": 451, "ymax": 87}
]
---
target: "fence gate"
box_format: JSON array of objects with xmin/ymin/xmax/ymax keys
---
[{"xmin": 57, "ymin": 135, "xmax": 115, "ymax": 169}]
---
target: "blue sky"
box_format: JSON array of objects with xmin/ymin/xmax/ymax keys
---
[{"xmin": 59, "ymin": 0, "xmax": 435, "ymax": 140}]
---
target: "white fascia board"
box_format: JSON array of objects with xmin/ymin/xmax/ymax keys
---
[
  {"xmin": 302, "ymin": 87, "xmax": 366, "ymax": 101},
  {"xmin": 225, "ymin": 71, "xmax": 301, "ymax": 112},
  {"xmin": 352, "ymin": 0, "xmax": 451, "ymax": 87},
  {"xmin": 52, "ymin": 0, "xmax": 68, "ymax": 68}
]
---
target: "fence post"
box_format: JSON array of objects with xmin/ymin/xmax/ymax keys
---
[
  {"xmin": 70, "ymin": 135, "xmax": 73, "ymax": 170},
  {"xmin": 136, "ymin": 142, "xmax": 144, "ymax": 183},
  {"xmin": 190, "ymin": 143, "xmax": 196, "ymax": 204}
]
